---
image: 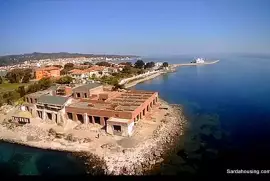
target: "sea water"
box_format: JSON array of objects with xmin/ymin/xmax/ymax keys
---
[
  {"xmin": 135, "ymin": 55, "xmax": 270, "ymax": 176},
  {"xmin": 1, "ymin": 55, "xmax": 270, "ymax": 176}
]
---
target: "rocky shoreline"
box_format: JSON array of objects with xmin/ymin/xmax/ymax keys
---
[
  {"xmin": 103, "ymin": 103, "xmax": 186, "ymax": 175},
  {"xmin": 0, "ymin": 100, "xmax": 186, "ymax": 175}
]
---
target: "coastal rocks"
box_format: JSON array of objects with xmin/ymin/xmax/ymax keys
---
[
  {"xmin": 164, "ymin": 113, "xmax": 170, "ymax": 117},
  {"xmin": 154, "ymin": 150, "xmax": 161, "ymax": 157},
  {"xmin": 26, "ymin": 135, "xmax": 41, "ymax": 142},
  {"xmin": 55, "ymin": 132, "xmax": 65, "ymax": 139},
  {"xmin": 16, "ymin": 125, "xmax": 48, "ymax": 139},
  {"xmin": 48, "ymin": 128, "xmax": 57, "ymax": 137},
  {"xmin": 65, "ymin": 133, "xmax": 78, "ymax": 142},
  {"xmin": 0, "ymin": 105, "xmax": 14, "ymax": 114},
  {"xmin": 83, "ymin": 138, "xmax": 92, "ymax": 143},
  {"xmin": 101, "ymin": 143, "xmax": 117, "ymax": 149}
]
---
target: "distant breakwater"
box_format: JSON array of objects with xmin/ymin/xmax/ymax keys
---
[{"xmin": 173, "ymin": 60, "xmax": 220, "ymax": 67}]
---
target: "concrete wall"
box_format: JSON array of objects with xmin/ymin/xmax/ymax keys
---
[
  {"xmin": 65, "ymin": 106, "xmax": 133, "ymax": 125},
  {"xmin": 35, "ymin": 69, "xmax": 60, "ymax": 80},
  {"xmin": 36, "ymin": 108, "xmax": 60, "ymax": 122},
  {"xmin": 89, "ymin": 86, "xmax": 103, "ymax": 95},
  {"xmin": 73, "ymin": 85, "xmax": 103, "ymax": 99},
  {"xmin": 25, "ymin": 95, "xmax": 39, "ymax": 104},
  {"xmin": 50, "ymin": 69, "xmax": 60, "ymax": 77},
  {"xmin": 131, "ymin": 92, "xmax": 159, "ymax": 121},
  {"xmin": 106, "ymin": 121, "xmax": 130, "ymax": 137}
]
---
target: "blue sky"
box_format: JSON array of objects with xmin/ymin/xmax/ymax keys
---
[{"xmin": 1, "ymin": 0, "xmax": 270, "ymax": 56}]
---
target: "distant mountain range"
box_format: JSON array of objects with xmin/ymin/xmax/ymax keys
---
[{"xmin": 0, "ymin": 52, "xmax": 139, "ymax": 66}]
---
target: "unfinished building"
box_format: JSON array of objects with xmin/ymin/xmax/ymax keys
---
[
  {"xmin": 65, "ymin": 90, "xmax": 158, "ymax": 137},
  {"xmin": 35, "ymin": 95, "xmax": 71, "ymax": 125},
  {"xmin": 72, "ymin": 83, "xmax": 103, "ymax": 99},
  {"xmin": 23, "ymin": 82, "xmax": 159, "ymax": 137}
]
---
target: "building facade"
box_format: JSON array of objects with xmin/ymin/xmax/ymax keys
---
[
  {"xmin": 65, "ymin": 89, "xmax": 158, "ymax": 137},
  {"xmin": 35, "ymin": 66, "xmax": 61, "ymax": 80},
  {"xmin": 24, "ymin": 83, "xmax": 159, "ymax": 137}
]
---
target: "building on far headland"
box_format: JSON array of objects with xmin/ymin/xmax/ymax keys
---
[
  {"xmin": 23, "ymin": 83, "xmax": 159, "ymax": 137},
  {"xmin": 35, "ymin": 66, "xmax": 61, "ymax": 80},
  {"xmin": 192, "ymin": 58, "xmax": 205, "ymax": 64}
]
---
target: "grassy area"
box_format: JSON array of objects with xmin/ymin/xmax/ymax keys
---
[{"xmin": 0, "ymin": 82, "xmax": 31, "ymax": 93}]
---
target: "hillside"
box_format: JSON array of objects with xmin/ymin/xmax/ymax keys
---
[{"xmin": 0, "ymin": 52, "xmax": 139, "ymax": 66}]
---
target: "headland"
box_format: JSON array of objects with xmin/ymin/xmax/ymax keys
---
[{"xmin": 0, "ymin": 83, "xmax": 186, "ymax": 175}]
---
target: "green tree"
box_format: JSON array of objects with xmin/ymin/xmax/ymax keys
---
[
  {"xmin": 134, "ymin": 60, "xmax": 145, "ymax": 69},
  {"xmin": 52, "ymin": 65, "xmax": 62, "ymax": 68},
  {"xmin": 162, "ymin": 62, "xmax": 169, "ymax": 67},
  {"xmin": 56, "ymin": 76, "xmax": 73, "ymax": 84},
  {"xmin": 83, "ymin": 62, "xmax": 93, "ymax": 66},
  {"xmin": 5, "ymin": 68, "xmax": 33, "ymax": 83},
  {"xmin": 144, "ymin": 62, "xmax": 155, "ymax": 69},
  {"xmin": 60, "ymin": 69, "xmax": 69, "ymax": 75},
  {"xmin": 90, "ymin": 74, "xmax": 97, "ymax": 80},
  {"xmin": 5, "ymin": 71, "xmax": 19, "ymax": 83},
  {"xmin": 0, "ymin": 76, "xmax": 3, "ymax": 84},
  {"xmin": 96, "ymin": 61, "xmax": 111, "ymax": 67},
  {"xmin": 137, "ymin": 69, "xmax": 145, "ymax": 74},
  {"xmin": 22, "ymin": 72, "xmax": 31, "ymax": 83},
  {"xmin": 38, "ymin": 77, "xmax": 53, "ymax": 90},
  {"xmin": 112, "ymin": 83, "xmax": 124, "ymax": 91},
  {"xmin": 27, "ymin": 83, "xmax": 41, "ymax": 94},
  {"xmin": 64, "ymin": 63, "xmax": 74, "ymax": 69},
  {"xmin": 122, "ymin": 66, "xmax": 132, "ymax": 74},
  {"xmin": 3, "ymin": 91, "xmax": 20, "ymax": 105},
  {"xmin": 17, "ymin": 86, "xmax": 26, "ymax": 97},
  {"xmin": 119, "ymin": 62, "xmax": 132, "ymax": 67}
]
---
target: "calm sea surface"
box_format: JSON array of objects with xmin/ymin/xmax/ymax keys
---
[
  {"xmin": 1, "ymin": 55, "xmax": 270, "ymax": 176},
  {"xmin": 136, "ymin": 55, "xmax": 270, "ymax": 176}
]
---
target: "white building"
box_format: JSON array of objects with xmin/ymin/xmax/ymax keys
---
[
  {"xmin": 195, "ymin": 58, "xmax": 205, "ymax": 64},
  {"xmin": 155, "ymin": 62, "xmax": 163, "ymax": 67}
]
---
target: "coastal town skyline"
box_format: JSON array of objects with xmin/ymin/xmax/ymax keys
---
[{"xmin": 1, "ymin": 0, "xmax": 270, "ymax": 56}]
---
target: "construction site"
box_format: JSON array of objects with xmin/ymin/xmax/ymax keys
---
[
  {"xmin": 0, "ymin": 82, "xmax": 185, "ymax": 175},
  {"xmin": 20, "ymin": 83, "xmax": 158, "ymax": 137}
]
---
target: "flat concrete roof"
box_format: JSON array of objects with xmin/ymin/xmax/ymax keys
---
[
  {"xmin": 67, "ymin": 90, "xmax": 157, "ymax": 112},
  {"xmin": 26, "ymin": 90, "xmax": 51, "ymax": 98},
  {"xmin": 37, "ymin": 95, "xmax": 69, "ymax": 106},
  {"xmin": 72, "ymin": 83, "xmax": 102, "ymax": 92},
  {"xmin": 107, "ymin": 117, "xmax": 129, "ymax": 123},
  {"xmin": 68, "ymin": 101, "xmax": 111, "ymax": 110}
]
